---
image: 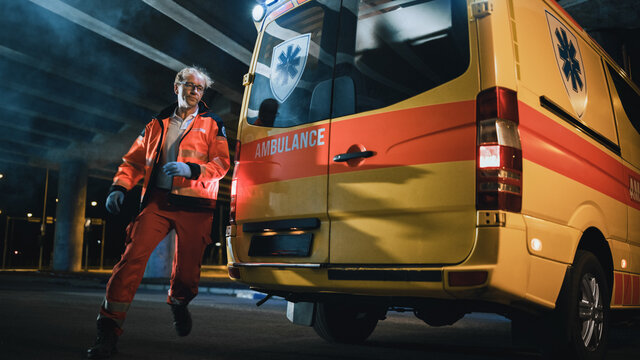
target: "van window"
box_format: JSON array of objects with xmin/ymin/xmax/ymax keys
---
[
  {"xmin": 607, "ymin": 64, "xmax": 640, "ymax": 135},
  {"xmin": 333, "ymin": 0, "xmax": 470, "ymax": 115},
  {"xmin": 247, "ymin": 2, "xmax": 339, "ymax": 128}
]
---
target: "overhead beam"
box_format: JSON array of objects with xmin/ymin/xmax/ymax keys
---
[
  {"xmin": 0, "ymin": 155, "xmax": 55, "ymax": 171},
  {"xmin": 0, "ymin": 109, "xmax": 96, "ymax": 142},
  {"xmin": 0, "ymin": 114, "xmax": 91, "ymax": 143},
  {"xmin": 0, "ymin": 45, "xmax": 164, "ymax": 111},
  {"xmin": 28, "ymin": 0, "xmax": 242, "ymax": 103},
  {"xmin": 0, "ymin": 103, "xmax": 120, "ymax": 136},
  {"xmin": 0, "ymin": 127, "xmax": 70, "ymax": 149},
  {"xmin": 3, "ymin": 81, "xmax": 142, "ymax": 127},
  {"xmin": 141, "ymin": 0, "xmax": 252, "ymax": 65}
]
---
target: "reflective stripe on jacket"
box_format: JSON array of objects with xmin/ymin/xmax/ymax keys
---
[{"xmin": 111, "ymin": 102, "xmax": 230, "ymax": 209}]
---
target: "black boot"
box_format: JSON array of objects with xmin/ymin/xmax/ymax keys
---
[
  {"xmin": 86, "ymin": 318, "xmax": 119, "ymax": 359},
  {"xmin": 170, "ymin": 304, "xmax": 192, "ymax": 336}
]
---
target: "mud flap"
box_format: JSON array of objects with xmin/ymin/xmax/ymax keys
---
[{"xmin": 286, "ymin": 301, "xmax": 316, "ymax": 326}]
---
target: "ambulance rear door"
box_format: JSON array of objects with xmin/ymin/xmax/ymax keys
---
[
  {"xmin": 234, "ymin": 1, "xmax": 340, "ymax": 265},
  {"xmin": 327, "ymin": 0, "xmax": 480, "ymax": 267}
]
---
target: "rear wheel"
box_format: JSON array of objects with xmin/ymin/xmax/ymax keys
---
[
  {"xmin": 547, "ymin": 250, "xmax": 610, "ymax": 360},
  {"xmin": 312, "ymin": 302, "xmax": 382, "ymax": 343}
]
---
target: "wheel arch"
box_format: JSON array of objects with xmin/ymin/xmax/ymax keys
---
[{"xmin": 575, "ymin": 227, "xmax": 614, "ymax": 296}]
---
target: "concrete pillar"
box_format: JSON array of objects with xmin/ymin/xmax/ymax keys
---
[
  {"xmin": 53, "ymin": 160, "xmax": 87, "ymax": 272},
  {"xmin": 144, "ymin": 230, "xmax": 175, "ymax": 278}
]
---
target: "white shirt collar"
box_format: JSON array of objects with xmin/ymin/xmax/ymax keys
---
[{"xmin": 172, "ymin": 106, "xmax": 199, "ymax": 129}]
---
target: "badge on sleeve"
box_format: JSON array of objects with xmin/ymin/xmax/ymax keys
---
[
  {"xmin": 546, "ymin": 11, "xmax": 587, "ymax": 118},
  {"xmin": 270, "ymin": 33, "xmax": 311, "ymax": 103}
]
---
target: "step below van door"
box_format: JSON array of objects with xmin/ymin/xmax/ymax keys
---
[{"xmin": 327, "ymin": 0, "xmax": 479, "ymax": 265}]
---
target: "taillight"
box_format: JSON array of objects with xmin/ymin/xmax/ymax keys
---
[
  {"xmin": 476, "ymin": 87, "xmax": 522, "ymax": 212},
  {"xmin": 229, "ymin": 140, "xmax": 241, "ymax": 224}
]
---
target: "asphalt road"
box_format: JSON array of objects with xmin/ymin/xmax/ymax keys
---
[{"xmin": 0, "ymin": 274, "xmax": 638, "ymax": 360}]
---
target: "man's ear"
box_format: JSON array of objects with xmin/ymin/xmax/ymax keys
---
[{"xmin": 174, "ymin": 83, "xmax": 180, "ymax": 95}]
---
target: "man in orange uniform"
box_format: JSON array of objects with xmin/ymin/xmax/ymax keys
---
[{"xmin": 87, "ymin": 66, "xmax": 230, "ymax": 359}]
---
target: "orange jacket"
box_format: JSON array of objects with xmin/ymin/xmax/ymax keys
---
[{"xmin": 111, "ymin": 102, "xmax": 230, "ymax": 209}]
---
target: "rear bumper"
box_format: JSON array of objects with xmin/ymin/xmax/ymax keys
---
[{"xmin": 226, "ymin": 212, "xmax": 568, "ymax": 310}]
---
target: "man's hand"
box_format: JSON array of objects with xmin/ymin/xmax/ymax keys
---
[
  {"xmin": 105, "ymin": 191, "xmax": 124, "ymax": 214},
  {"xmin": 163, "ymin": 162, "xmax": 192, "ymax": 178}
]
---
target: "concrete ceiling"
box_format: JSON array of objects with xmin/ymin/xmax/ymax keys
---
[{"xmin": 0, "ymin": 0, "xmax": 637, "ymax": 216}]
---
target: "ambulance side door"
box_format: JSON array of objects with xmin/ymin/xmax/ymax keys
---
[{"xmin": 234, "ymin": 1, "xmax": 340, "ymax": 265}]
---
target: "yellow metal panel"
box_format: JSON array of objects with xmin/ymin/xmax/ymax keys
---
[
  {"xmin": 610, "ymin": 239, "xmax": 630, "ymax": 273},
  {"xmin": 574, "ymin": 40, "xmax": 617, "ymax": 143},
  {"xmin": 329, "ymin": 161, "xmax": 476, "ymax": 264},
  {"xmin": 630, "ymin": 241, "xmax": 640, "ymax": 275},
  {"xmin": 522, "ymin": 160, "xmax": 626, "ymax": 242},
  {"xmin": 514, "ymin": 0, "xmax": 616, "ymax": 142},
  {"xmin": 237, "ymin": 175, "xmax": 327, "ymax": 222},
  {"xmin": 474, "ymin": 0, "xmax": 517, "ymax": 90},
  {"xmin": 630, "ymin": 205, "xmax": 640, "ymax": 250},
  {"xmin": 513, "ymin": 1, "xmax": 573, "ymax": 117},
  {"xmin": 478, "ymin": 226, "xmax": 530, "ymax": 302},
  {"xmin": 524, "ymin": 215, "xmax": 581, "ymax": 264},
  {"xmin": 525, "ymin": 255, "xmax": 567, "ymax": 308}
]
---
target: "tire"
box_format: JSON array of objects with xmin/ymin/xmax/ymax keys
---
[
  {"xmin": 312, "ymin": 302, "xmax": 381, "ymax": 343},
  {"xmin": 546, "ymin": 250, "xmax": 610, "ymax": 360}
]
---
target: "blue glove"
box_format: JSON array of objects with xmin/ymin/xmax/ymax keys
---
[
  {"xmin": 106, "ymin": 191, "xmax": 124, "ymax": 214},
  {"xmin": 163, "ymin": 162, "xmax": 191, "ymax": 178}
]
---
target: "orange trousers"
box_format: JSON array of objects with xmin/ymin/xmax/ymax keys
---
[{"xmin": 99, "ymin": 189, "xmax": 213, "ymax": 329}]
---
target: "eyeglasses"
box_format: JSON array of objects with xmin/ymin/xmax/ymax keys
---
[{"xmin": 180, "ymin": 82, "xmax": 205, "ymax": 92}]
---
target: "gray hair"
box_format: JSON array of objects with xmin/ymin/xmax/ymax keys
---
[{"xmin": 174, "ymin": 66, "xmax": 213, "ymax": 89}]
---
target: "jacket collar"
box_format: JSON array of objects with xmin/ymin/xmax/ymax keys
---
[{"xmin": 155, "ymin": 101, "xmax": 209, "ymax": 120}]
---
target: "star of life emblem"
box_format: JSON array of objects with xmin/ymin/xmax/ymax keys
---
[
  {"xmin": 270, "ymin": 33, "xmax": 311, "ymax": 103},
  {"xmin": 546, "ymin": 11, "xmax": 587, "ymax": 118}
]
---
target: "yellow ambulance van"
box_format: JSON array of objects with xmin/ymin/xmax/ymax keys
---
[{"xmin": 226, "ymin": 0, "xmax": 640, "ymax": 358}]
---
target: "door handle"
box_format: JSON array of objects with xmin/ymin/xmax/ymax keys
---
[{"xmin": 333, "ymin": 150, "xmax": 375, "ymax": 162}]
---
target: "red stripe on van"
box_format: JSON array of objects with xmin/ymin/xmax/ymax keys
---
[
  {"xmin": 329, "ymin": 101, "xmax": 476, "ymax": 174},
  {"xmin": 240, "ymin": 102, "xmax": 475, "ymax": 185},
  {"xmin": 238, "ymin": 124, "xmax": 329, "ymax": 185},
  {"xmin": 519, "ymin": 103, "xmax": 640, "ymax": 210},
  {"xmin": 623, "ymin": 273, "xmax": 633, "ymax": 305},
  {"xmin": 631, "ymin": 275, "xmax": 640, "ymax": 305},
  {"xmin": 613, "ymin": 272, "xmax": 623, "ymax": 305}
]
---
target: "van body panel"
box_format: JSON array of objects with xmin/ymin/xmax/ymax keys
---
[
  {"xmin": 518, "ymin": 100, "xmax": 627, "ymax": 241},
  {"xmin": 328, "ymin": 101, "xmax": 477, "ymax": 264},
  {"xmin": 523, "ymin": 214, "xmax": 581, "ymax": 264},
  {"xmin": 475, "ymin": 0, "xmax": 517, "ymax": 90},
  {"xmin": 525, "ymin": 255, "xmax": 568, "ymax": 307},
  {"xmin": 229, "ymin": 1, "xmax": 640, "ymax": 342},
  {"xmin": 515, "ymin": 0, "xmax": 617, "ymax": 144},
  {"xmin": 604, "ymin": 66, "xmax": 640, "ymax": 253}
]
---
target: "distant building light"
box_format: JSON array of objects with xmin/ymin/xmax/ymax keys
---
[
  {"xmin": 55, "ymin": 198, "xmax": 59, "ymax": 202},
  {"xmin": 13, "ymin": 250, "xmax": 19, "ymax": 255},
  {"xmin": 215, "ymin": 242, "xmax": 221, "ymax": 247},
  {"xmin": 91, "ymin": 201, "xmax": 98, "ymax": 207},
  {"xmin": 27, "ymin": 213, "xmax": 33, "ymax": 218},
  {"xmin": 97, "ymin": 240, "xmax": 101, "ymax": 244},
  {"xmin": 0, "ymin": 173, "xmax": 4, "ymax": 179}
]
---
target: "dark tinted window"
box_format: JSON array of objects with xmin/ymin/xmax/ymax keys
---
[
  {"xmin": 332, "ymin": 0, "xmax": 470, "ymax": 115},
  {"xmin": 607, "ymin": 64, "xmax": 640, "ymax": 135},
  {"xmin": 247, "ymin": 2, "xmax": 339, "ymax": 127}
]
